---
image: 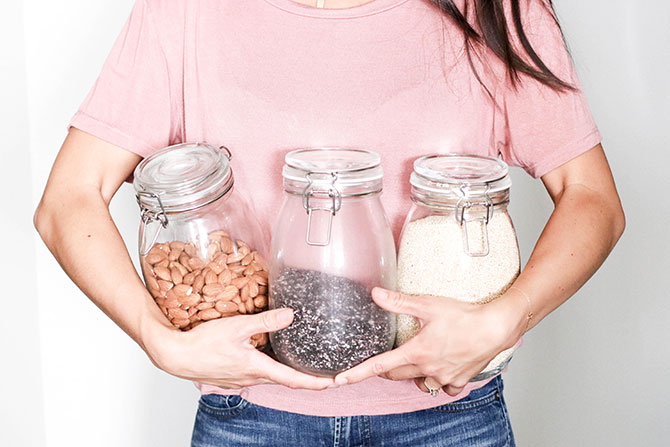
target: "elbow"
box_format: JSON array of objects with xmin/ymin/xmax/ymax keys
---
[
  {"xmin": 608, "ymin": 199, "xmax": 626, "ymax": 248},
  {"xmin": 33, "ymin": 201, "xmax": 47, "ymax": 241},
  {"xmin": 33, "ymin": 197, "xmax": 55, "ymax": 245},
  {"xmin": 613, "ymin": 206, "xmax": 626, "ymax": 242}
]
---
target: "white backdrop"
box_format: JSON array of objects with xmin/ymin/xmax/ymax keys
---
[{"xmin": 2, "ymin": 0, "xmax": 668, "ymax": 446}]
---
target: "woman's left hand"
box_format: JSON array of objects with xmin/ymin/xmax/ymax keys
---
[{"xmin": 334, "ymin": 287, "xmax": 526, "ymax": 396}]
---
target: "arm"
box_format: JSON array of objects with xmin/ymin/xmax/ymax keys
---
[
  {"xmin": 35, "ymin": 128, "xmax": 334, "ymax": 390},
  {"xmin": 335, "ymin": 145, "xmax": 625, "ymax": 394}
]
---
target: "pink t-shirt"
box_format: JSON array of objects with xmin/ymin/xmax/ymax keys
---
[{"xmin": 71, "ymin": 0, "xmax": 600, "ymax": 416}]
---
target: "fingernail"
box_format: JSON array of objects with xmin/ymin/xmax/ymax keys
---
[
  {"xmin": 335, "ymin": 376, "xmax": 348, "ymax": 386},
  {"xmin": 278, "ymin": 308, "xmax": 293, "ymax": 324},
  {"xmin": 374, "ymin": 288, "xmax": 388, "ymax": 300}
]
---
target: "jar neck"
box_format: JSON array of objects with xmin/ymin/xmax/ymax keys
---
[{"xmin": 410, "ymin": 186, "xmax": 510, "ymax": 213}]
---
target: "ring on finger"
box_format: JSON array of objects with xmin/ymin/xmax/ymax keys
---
[{"xmin": 423, "ymin": 377, "xmax": 441, "ymax": 398}]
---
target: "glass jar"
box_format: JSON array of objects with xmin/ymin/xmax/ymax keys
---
[
  {"xmin": 269, "ymin": 148, "xmax": 397, "ymax": 376},
  {"xmin": 134, "ymin": 142, "xmax": 269, "ymax": 347},
  {"xmin": 396, "ymin": 154, "xmax": 520, "ymax": 381}
]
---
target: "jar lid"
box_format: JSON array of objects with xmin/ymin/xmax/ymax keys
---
[
  {"xmin": 283, "ymin": 148, "xmax": 383, "ymax": 196},
  {"xmin": 410, "ymin": 154, "xmax": 511, "ymax": 200},
  {"xmin": 133, "ymin": 143, "xmax": 233, "ymax": 215}
]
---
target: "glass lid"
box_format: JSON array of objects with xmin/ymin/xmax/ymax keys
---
[
  {"xmin": 283, "ymin": 148, "xmax": 383, "ymax": 196},
  {"xmin": 133, "ymin": 142, "xmax": 233, "ymax": 214},
  {"xmin": 411, "ymin": 154, "xmax": 511, "ymax": 197}
]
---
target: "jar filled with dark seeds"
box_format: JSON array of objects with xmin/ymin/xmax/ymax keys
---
[{"xmin": 269, "ymin": 148, "xmax": 397, "ymax": 376}]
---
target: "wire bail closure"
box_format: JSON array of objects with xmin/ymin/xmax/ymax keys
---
[
  {"xmin": 301, "ymin": 172, "xmax": 342, "ymax": 246},
  {"xmin": 455, "ymin": 184, "xmax": 494, "ymax": 257},
  {"xmin": 136, "ymin": 191, "xmax": 169, "ymax": 256}
]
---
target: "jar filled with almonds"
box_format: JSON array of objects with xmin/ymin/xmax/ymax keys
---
[{"xmin": 133, "ymin": 143, "xmax": 269, "ymax": 348}]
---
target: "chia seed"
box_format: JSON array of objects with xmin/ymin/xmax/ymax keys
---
[{"xmin": 270, "ymin": 268, "xmax": 396, "ymax": 377}]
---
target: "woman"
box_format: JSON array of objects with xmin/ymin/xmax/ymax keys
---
[{"xmin": 34, "ymin": 0, "xmax": 624, "ymax": 445}]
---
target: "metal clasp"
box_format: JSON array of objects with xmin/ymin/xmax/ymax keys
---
[
  {"xmin": 219, "ymin": 145, "xmax": 232, "ymax": 160},
  {"xmin": 302, "ymin": 172, "xmax": 342, "ymax": 246},
  {"xmin": 136, "ymin": 191, "xmax": 169, "ymax": 256},
  {"xmin": 455, "ymin": 184, "xmax": 494, "ymax": 257}
]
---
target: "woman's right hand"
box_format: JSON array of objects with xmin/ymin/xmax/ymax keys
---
[{"xmin": 144, "ymin": 308, "xmax": 335, "ymax": 390}]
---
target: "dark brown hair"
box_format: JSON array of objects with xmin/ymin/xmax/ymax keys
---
[{"xmin": 433, "ymin": 0, "xmax": 575, "ymax": 92}]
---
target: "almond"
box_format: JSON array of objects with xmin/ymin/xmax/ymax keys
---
[
  {"xmin": 196, "ymin": 301, "xmax": 215, "ymax": 310},
  {"xmin": 183, "ymin": 272, "xmax": 196, "ymax": 285},
  {"xmin": 229, "ymin": 264, "xmax": 247, "ymax": 275},
  {"xmin": 217, "ymin": 285, "xmax": 239, "ymax": 302},
  {"xmin": 193, "ymin": 274, "xmax": 205, "ymax": 294},
  {"xmin": 179, "ymin": 253, "xmax": 192, "ymax": 272},
  {"xmin": 158, "ymin": 280, "xmax": 173, "ymax": 292},
  {"xmin": 146, "ymin": 250, "xmax": 167, "ymax": 265},
  {"xmin": 245, "ymin": 299, "xmax": 255, "ymax": 314},
  {"xmin": 172, "ymin": 318, "xmax": 190, "ymax": 329},
  {"xmin": 227, "ymin": 252, "xmax": 245, "ymax": 264},
  {"xmin": 198, "ymin": 308, "xmax": 222, "ymax": 321},
  {"xmin": 208, "ymin": 261, "xmax": 224, "ymax": 275},
  {"xmin": 146, "ymin": 275, "xmax": 159, "ymax": 290},
  {"xmin": 248, "ymin": 280, "xmax": 259, "ymax": 298},
  {"xmin": 221, "ymin": 237, "xmax": 234, "ymax": 253},
  {"xmin": 241, "ymin": 253, "xmax": 254, "ymax": 266},
  {"xmin": 180, "ymin": 293, "xmax": 201, "ymax": 308},
  {"xmin": 205, "ymin": 270, "xmax": 218, "ymax": 285},
  {"xmin": 215, "ymin": 300, "xmax": 238, "ymax": 314},
  {"xmin": 238, "ymin": 243, "xmax": 250, "ymax": 256},
  {"xmin": 252, "ymin": 273, "xmax": 268, "ymax": 286},
  {"xmin": 240, "ymin": 284, "xmax": 250, "ymax": 302},
  {"xmin": 231, "ymin": 277, "xmax": 249, "ymax": 289},
  {"xmin": 188, "ymin": 257, "xmax": 206, "ymax": 270},
  {"xmin": 170, "ymin": 267, "xmax": 183, "ymax": 285},
  {"xmin": 170, "ymin": 241, "xmax": 185, "ymax": 251},
  {"xmin": 253, "ymin": 295, "xmax": 267, "ymax": 309},
  {"xmin": 202, "ymin": 283, "xmax": 224, "ymax": 296},
  {"xmin": 218, "ymin": 269, "xmax": 233, "ymax": 285},
  {"xmin": 172, "ymin": 284, "xmax": 192, "ymax": 298},
  {"xmin": 184, "ymin": 243, "xmax": 197, "ymax": 258},
  {"xmin": 168, "ymin": 308, "xmax": 189, "ymax": 320}
]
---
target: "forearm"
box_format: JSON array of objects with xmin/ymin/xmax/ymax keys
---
[
  {"xmin": 34, "ymin": 186, "xmax": 171, "ymax": 352},
  {"xmin": 496, "ymin": 183, "xmax": 625, "ymax": 337}
]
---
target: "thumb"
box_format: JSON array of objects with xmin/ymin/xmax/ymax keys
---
[
  {"xmin": 371, "ymin": 288, "xmax": 430, "ymax": 320},
  {"xmin": 235, "ymin": 308, "xmax": 294, "ymax": 339}
]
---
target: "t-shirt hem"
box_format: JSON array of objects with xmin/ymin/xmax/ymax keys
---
[
  {"xmin": 198, "ymin": 377, "xmax": 495, "ymax": 417},
  {"xmin": 69, "ymin": 111, "xmax": 156, "ymax": 158},
  {"xmin": 527, "ymin": 128, "xmax": 602, "ymax": 178}
]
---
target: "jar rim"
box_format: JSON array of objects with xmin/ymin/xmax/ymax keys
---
[{"xmin": 133, "ymin": 142, "xmax": 233, "ymax": 215}]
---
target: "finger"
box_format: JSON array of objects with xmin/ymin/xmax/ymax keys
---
[
  {"xmin": 371, "ymin": 288, "xmax": 431, "ymax": 320},
  {"xmin": 334, "ymin": 346, "xmax": 413, "ymax": 386},
  {"xmin": 443, "ymin": 384, "xmax": 465, "ymax": 397},
  {"xmin": 381, "ymin": 365, "xmax": 423, "ymax": 381},
  {"xmin": 229, "ymin": 308, "xmax": 294, "ymax": 340},
  {"xmin": 414, "ymin": 376, "xmax": 445, "ymax": 395},
  {"xmin": 252, "ymin": 353, "xmax": 335, "ymax": 390}
]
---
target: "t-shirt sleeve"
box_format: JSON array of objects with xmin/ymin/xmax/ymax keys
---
[
  {"xmin": 495, "ymin": 0, "xmax": 601, "ymax": 178},
  {"xmin": 69, "ymin": 0, "xmax": 179, "ymax": 158}
]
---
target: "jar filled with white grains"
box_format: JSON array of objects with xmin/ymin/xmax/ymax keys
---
[{"xmin": 396, "ymin": 154, "xmax": 520, "ymax": 381}]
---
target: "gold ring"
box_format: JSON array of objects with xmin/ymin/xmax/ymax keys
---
[{"xmin": 424, "ymin": 378, "xmax": 440, "ymax": 397}]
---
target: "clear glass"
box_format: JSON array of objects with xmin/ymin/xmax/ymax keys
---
[
  {"xmin": 396, "ymin": 154, "xmax": 520, "ymax": 381},
  {"xmin": 269, "ymin": 149, "xmax": 397, "ymax": 377},
  {"xmin": 134, "ymin": 143, "xmax": 269, "ymax": 348}
]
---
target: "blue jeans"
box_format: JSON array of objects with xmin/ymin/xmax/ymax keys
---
[{"xmin": 191, "ymin": 375, "xmax": 515, "ymax": 446}]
